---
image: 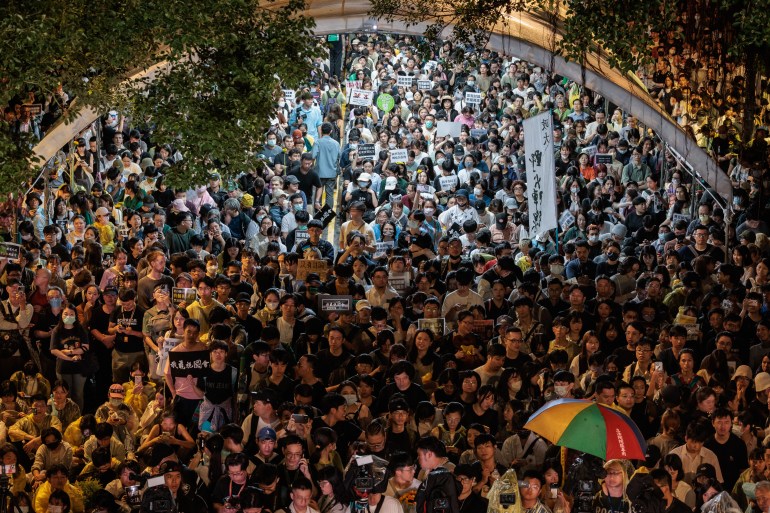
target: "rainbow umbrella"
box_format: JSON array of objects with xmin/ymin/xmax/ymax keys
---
[{"xmin": 524, "ymin": 398, "xmax": 646, "ymax": 461}]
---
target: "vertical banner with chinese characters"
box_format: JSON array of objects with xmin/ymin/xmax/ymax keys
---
[{"xmin": 524, "ymin": 111, "xmax": 558, "ymax": 238}]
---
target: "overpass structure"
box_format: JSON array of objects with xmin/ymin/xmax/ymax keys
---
[{"xmin": 31, "ymin": 0, "xmax": 732, "ymax": 203}]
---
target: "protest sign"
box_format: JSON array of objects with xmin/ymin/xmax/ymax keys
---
[
  {"xmin": 436, "ymin": 121, "xmax": 463, "ymax": 138},
  {"xmin": 27, "ymin": 104, "xmax": 43, "ymax": 116},
  {"xmin": 168, "ymin": 350, "xmax": 211, "ymax": 378},
  {"xmin": 472, "ymin": 320, "xmax": 495, "ymax": 340},
  {"xmin": 470, "ymin": 128, "xmax": 488, "ymax": 139},
  {"xmin": 313, "ymin": 204, "xmax": 336, "ymax": 228},
  {"xmin": 293, "ymin": 229, "xmax": 309, "ymax": 246},
  {"xmin": 374, "ymin": 241, "xmax": 395, "ymax": 258},
  {"xmin": 389, "ymin": 272, "xmax": 411, "ymax": 295},
  {"xmin": 172, "ymin": 288, "xmax": 197, "ymax": 306},
  {"xmin": 376, "ymin": 94, "xmax": 395, "ymax": 112},
  {"xmin": 297, "ymin": 259, "xmax": 328, "ymax": 281},
  {"xmin": 465, "ymin": 92, "xmax": 482, "ymax": 105},
  {"xmin": 595, "ymin": 153, "xmax": 613, "ymax": 164},
  {"xmin": 389, "ymin": 148, "xmax": 408, "ymax": 163},
  {"xmin": 559, "ymin": 211, "xmax": 575, "ymax": 232},
  {"xmin": 318, "ymin": 295, "xmax": 353, "ymax": 314},
  {"xmin": 439, "ymin": 175, "xmax": 458, "ymax": 191},
  {"xmin": 0, "ymin": 243, "xmax": 20, "ymax": 260},
  {"xmin": 349, "ymin": 89, "xmax": 374, "ymax": 107},
  {"xmin": 524, "ymin": 111, "xmax": 557, "ymax": 238},
  {"xmin": 672, "ymin": 213, "xmax": 690, "ymax": 225},
  {"xmin": 581, "ymin": 145, "xmax": 598, "ymax": 158},
  {"xmin": 417, "ymin": 80, "xmax": 432, "ymax": 90},
  {"xmin": 396, "ymin": 75, "xmax": 413, "ymax": 87},
  {"xmin": 418, "ymin": 318, "xmax": 446, "ymax": 338},
  {"xmin": 282, "ymin": 90, "xmax": 296, "ymax": 103},
  {"xmin": 358, "ymin": 144, "xmax": 376, "ymax": 159},
  {"xmin": 416, "ymin": 184, "xmax": 432, "ymax": 194}
]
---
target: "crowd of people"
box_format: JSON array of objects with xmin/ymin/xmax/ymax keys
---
[{"xmin": 2, "ymin": 13, "xmax": 770, "ymax": 513}]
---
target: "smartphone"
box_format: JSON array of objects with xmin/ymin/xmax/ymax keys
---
[
  {"xmin": 2, "ymin": 464, "xmax": 15, "ymax": 475},
  {"xmin": 654, "ymin": 362, "xmax": 663, "ymax": 372},
  {"xmin": 550, "ymin": 483, "xmax": 558, "ymax": 499},
  {"xmin": 292, "ymin": 414, "xmax": 309, "ymax": 424},
  {"xmin": 134, "ymin": 375, "xmax": 142, "ymax": 386}
]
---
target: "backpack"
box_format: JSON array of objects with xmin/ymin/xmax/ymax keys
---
[
  {"xmin": 417, "ymin": 467, "xmax": 460, "ymax": 513},
  {"xmin": 0, "ymin": 302, "xmax": 23, "ymax": 358}
]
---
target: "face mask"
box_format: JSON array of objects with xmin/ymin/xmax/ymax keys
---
[
  {"xmin": 62, "ymin": 316, "xmax": 76, "ymax": 326},
  {"xmin": 350, "ymin": 143, "xmax": 358, "ymax": 150},
  {"xmin": 642, "ymin": 314, "xmax": 655, "ymax": 322},
  {"xmin": 257, "ymin": 215, "xmax": 266, "ymax": 224},
  {"xmin": 358, "ymin": 181, "xmax": 368, "ymax": 188},
  {"xmin": 49, "ymin": 298, "xmax": 62, "ymax": 309},
  {"xmin": 424, "ymin": 207, "xmax": 434, "ymax": 216},
  {"xmin": 266, "ymin": 139, "xmax": 277, "ymax": 147},
  {"xmin": 266, "ymin": 302, "xmax": 279, "ymax": 311},
  {"xmin": 509, "ymin": 381, "xmax": 522, "ymax": 394},
  {"xmin": 571, "ymin": 187, "xmax": 579, "ymax": 194},
  {"xmin": 544, "ymin": 391, "xmax": 557, "ymax": 402},
  {"xmin": 672, "ymin": 178, "xmax": 680, "ymax": 186},
  {"xmin": 408, "ymin": 220, "xmax": 420, "ymax": 230},
  {"xmin": 110, "ymin": 398, "xmax": 123, "ymax": 407},
  {"xmin": 550, "ymin": 264, "xmax": 565, "ymax": 275},
  {"xmin": 607, "ymin": 253, "xmax": 619, "ymax": 261},
  {"xmin": 207, "ymin": 265, "xmax": 218, "ymax": 273},
  {"xmin": 293, "ymin": 204, "xmax": 303, "ymax": 212},
  {"xmin": 45, "ymin": 441, "xmax": 59, "ymax": 450},
  {"xmin": 607, "ymin": 371, "xmax": 618, "ymax": 381},
  {"xmin": 425, "ymin": 121, "xmax": 434, "ymax": 129},
  {"xmin": 436, "ymin": 158, "xmax": 445, "ymax": 166},
  {"xmin": 658, "ymin": 233, "xmax": 666, "ymax": 242},
  {"xmin": 699, "ymin": 214, "xmax": 710, "ymax": 224},
  {"xmin": 49, "ymin": 507, "xmax": 62, "ymax": 513},
  {"xmin": 474, "ymin": 188, "xmax": 483, "ymax": 197},
  {"xmin": 342, "ymin": 394, "xmax": 358, "ymax": 406},
  {"xmin": 388, "ymin": 143, "xmax": 396, "ymax": 149},
  {"xmin": 468, "ymin": 81, "xmax": 475, "ymax": 86},
  {"xmin": 589, "ymin": 235, "xmax": 599, "ymax": 242},
  {"xmin": 554, "ymin": 385, "xmax": 569, "ymax": 398},
  {"xmin": 732, "ymin": 425, "xmax": 743, "ymax": 437}
]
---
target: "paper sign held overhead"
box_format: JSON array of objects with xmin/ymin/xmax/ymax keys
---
[
  {"xmin": 389, "ymin": 148, "xmax": 408, "ymax": 163},
  {"xmin": 417, "ymin": 80, "xmax": 432, "ymax": 90},
  {"xmin": 465, "ymin": 92, "xmax": 482, "ymax": 105},
  {"xmin": 396, "ymin": 75, "xmax": 414, "ymax": 87},
  {"xmin": 436, "ymin": 121, "xmax": 463, "ymax": 138},
  {"xmin": 357, "ymin": 144, "xmax": 376, "ymax": 159},
  {"xmin": 282, "ymin": 90, "xmax": 295, "ymax": 103},
  {"xmin": 349, "ymin": 89, "xmax": 374, "ymax": 107}
]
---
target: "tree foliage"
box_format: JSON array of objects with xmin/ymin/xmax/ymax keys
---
[
  {"xmin": 0, "ymin": 0, "xmax": 320, "ymax": 193},
  {"xmin": 369, "ymin": 0, "xmax": 676, "ymax": 74}
]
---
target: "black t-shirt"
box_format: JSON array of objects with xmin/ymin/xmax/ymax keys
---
[
  {"xmin": 33, "ymin": 308, "xmax": 60, "ymax": 357},
  {"xmin": 50, "ymin": 325, "xmax": 90, "ymax": 375},
  {"xmin": 89, "ymin": 306, "xmax": 113, "ymax": 354},
  {"xmin": 704, "ymin": 434, "xmax": 748, "ymax": 490},
  {"xmin": 289, "ymin": 169, "xmax": 322, "ymax": 200},
  {"xmin": 110, "ymin": 306, "xmax": 146, "ymax": 353},
  {"xmin": 204, "ymin": 365, "xmax": 235, "ymax": 404}
]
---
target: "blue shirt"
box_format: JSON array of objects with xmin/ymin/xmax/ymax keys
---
[
  {"xmin": 311, "ymin": 135, "xmax": 341, "ymax": 179},
  {"xmin": 290, "ymin": 105, "xmax": 323, "ymax": 139}
]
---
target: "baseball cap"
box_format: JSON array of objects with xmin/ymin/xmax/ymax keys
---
[
  {"xmin": 355, "ymin": 300, "xmax": 372, "ymax": 312},
  {"xmin": 284, "ymin": 175, "xmax": 300, "ymax": 185},
  {"xmin": 385, "ymin": 177, "xmax": 398, "ymax": 190},
  {"xmin": 103, "ymin": 286, "xmax": 119, "ymax": 296},
  {"xmin": 696, "ymin": 464, "xmax": 717, "ymax": 481},
  {"xmin": 258, "ymin": 426, "xmax": 277, "ymax": 441},
  {"xmin": 235, "ymin": 293, "xmax": 251, "ymax": 304},
  {"xmin": 108, "ymin": 384, "xmax": 125, "ymax": 398},
  {"xmin": 158, "ymin": 461, "xmax": 184, "ymax": 475},
  {"xmin": 455, "ymin": 189, "xmax": 469, "ymax": 198},
  {"xmin": 755, "ymin": 372, "xmax": 770, "ymax": 392},
  {"xmin": 252, "ymin": 389, "xmax": 277, "ymax": 405}
]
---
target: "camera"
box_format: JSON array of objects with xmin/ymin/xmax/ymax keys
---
[
  {"xmin": 500, "ymin": 494, "xmax": 517, "ymax": 507},
  {"xmin": 140, "ymin": 486, "xmax": 175, "ymax": 513},
  {"xmin": 355, "ymin": 477, "xmax": 374, "ymax": 491},
  {"xmin": 292, "ymin": 414, "xmax": 309, "ymax": 424},
  {"xmin": 575, "ymin": 480, "xmax": 597, "ymax": 513}
]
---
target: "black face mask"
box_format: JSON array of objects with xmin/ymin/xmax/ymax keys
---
[{"xmin": 45, "ymin": 442, "xmax": 59, "ymax": 450}]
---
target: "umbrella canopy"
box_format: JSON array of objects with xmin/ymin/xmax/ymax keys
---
[{"xmin": 524, "ymin": 398, "xmax": 646, "ymax": 460}]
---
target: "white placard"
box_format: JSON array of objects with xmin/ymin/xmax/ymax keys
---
[
  {"xmin": 524, "ymin": 111, "xmax": 558, "ymax": 238},
  {"xmin": 436, "ymin": 121, "xmax": 463, "ymax": 138},
  {"xmin": 581, "ymin": 145, "xmax": 598, "ymax": 157},
  {"xmin": 417, "ymin": 80, "xmax": 432, "ymax": 90},
  {"xmin": 465, "ymin": 92, "xmax": 482, "ymax": 105},
  {"xmin": 439, "ymin": 175, "xmax": 458, "ymax": 191},
  {"xmin": 397, "ymin": 75, "xmax": 414, "ymax": 87},
  {"xmin": 389, "ymin": 148, "xmax": 408, "ymax": 162},
  {"xmin": 349, "ymin": 89, "xmax": 374, "ymax": 107},
  {"xmin": 282, "ymin": 89, "xmax": 295, "ymax": 103},
  {"xmin": 424, "ymin": 61, "xmax": 438, "ymax": 71}
]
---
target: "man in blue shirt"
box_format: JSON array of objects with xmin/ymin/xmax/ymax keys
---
[
  {"xmin": 289, "ymin": 92, "xmax": 323, "ymax": 140},
  {"xmin": 311, "ymin": 122, "xmax": 341, "ymax": 211}
]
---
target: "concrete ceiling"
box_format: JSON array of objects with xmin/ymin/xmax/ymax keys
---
[{"xmin": 32, "ymin": 0, "xmax": 731, "ymax": 201}]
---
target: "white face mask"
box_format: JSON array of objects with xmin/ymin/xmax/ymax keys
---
[
  {"xmin": 554, "ymin": 385, "xmax": 569, "ymax": 398},
  {"xmin": 424, "ymin": 207, "xmax": 435, "ymax": 217},
  {"xmin": 266, "ymin": 301, "xmax": 279, "ymax": 311},
  {"xmin": 550, "ymin": 264, "xmax": 565, "ymax": 275},
  {"xmin": 474, "ymin": 188, "xmax": 483, "ymax": 197},
  {"xmin": 342, "ymin": 394, "xmax": 358, "ymax": 405},
  {"xmin": 731, "ymin": 424, "xmax": 743, "ymax": 437}
]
